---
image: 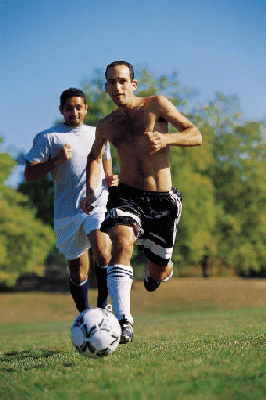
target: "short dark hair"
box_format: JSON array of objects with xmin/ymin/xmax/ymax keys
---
[
  {"xmin": 60, "ymin": 88, "xmax": 87, "ymax": 107},
  {"xmin": 105, "ymin": 61, "xmax": 134, "ymax": 81}
]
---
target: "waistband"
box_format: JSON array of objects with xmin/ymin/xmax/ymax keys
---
[{"xmin": 113, "ymin": 183, "xmax": 181, "ymax": 198}]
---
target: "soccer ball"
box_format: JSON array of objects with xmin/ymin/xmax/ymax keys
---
[{"xmin": 70, "ymin": 308, "xmax": 121, "ymax": 358}]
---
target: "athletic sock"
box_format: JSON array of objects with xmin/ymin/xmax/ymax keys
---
[
  {"xmin": 107, "ymin": 265, "xmax": 133, "ymax": 324},
  {"xmin": 95, "ymin": 262, "xmax": 108, "ymax": 309},
  {"xmin": 69, "ymin": 276, "xmax": 89, "ymax": 312}
]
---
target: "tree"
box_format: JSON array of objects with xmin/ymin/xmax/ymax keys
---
[
  {"xmin": 16, "ymin": 70, "xmax": 266, "ymax": 277},
  {"xmin": 18, "ymin": 175, "xmax": 54, "ymax": 227},
  {"xmin": 16, "ymin": 69, "xmax": 217, "ymax": 273},
  {"xmin": 0, "ymin": 139, "xmax": 55, "ymax": 283},
  {"xmin": 134, "ymin": 70, "xmax": 216, "ymax": 267},
  {"xmin": 195, "ymin": 94, "xmax": 266, "ymax": 274}
]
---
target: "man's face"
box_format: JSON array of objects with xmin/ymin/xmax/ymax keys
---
[
  {"xmin": 105, "ymin": 65, "xmax": 137, "ymax": 106},
  {"xmin": 59, "ymin": 96, "xmax": 88, "ymax": 127}
]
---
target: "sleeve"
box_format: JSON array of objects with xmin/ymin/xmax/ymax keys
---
[
  {"xmin": 102, "ymin": 141, "xmax": 112, "ymax": 161},
  {"xmin": 25, "ymin": 133, "xmax": 51, "ymax": 163}
]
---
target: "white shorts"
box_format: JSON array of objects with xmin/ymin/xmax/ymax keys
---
[{"xmin": 54, "ymin": 207, "xmax": 106, "ymax": 260}]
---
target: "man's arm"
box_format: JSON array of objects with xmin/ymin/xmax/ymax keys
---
[
  {"xmin": 102, "ymin": 158, "xmax": 112, "ymax": 177},
  {"xmin": 81, "ymin": 121, "xmax": 108, "ymax": 213},
  {"xmin": 145, "ymin": 96, "xmax": 202, "ymax": 153},
  {"xmin": 86, "ymin": 123, "xmax": 108, "ymax": 195},
  {"xmin": 24, "ymin": 143, "xmax": 72, "ymax": 181},
  {"xmin": 102, "ymin": 143, "xmax": 119, "ymax": 187},
  {"xmin": 102, "ymin": 158, "xmax": 119, "ymax": 187}
]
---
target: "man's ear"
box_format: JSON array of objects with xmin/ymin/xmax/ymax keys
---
[
  {"xmin": 59, "ymin": 106, "xmax": 63, "ymax": 115},
  {"xmin": 132, "ymin": 79, "xmax": 138, "ymax": 91},
  {"xmin": 105, "ymin": 83, "xmax": 108, "ymax": 92}
]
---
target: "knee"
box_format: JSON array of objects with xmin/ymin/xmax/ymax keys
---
[
  {"xmin": 151, "ymin": 267, "xmax": 167, "ymax": 282},
  {"xmin": 150, "ymin": 262, "xmax": 173, "ymax": 282},
  {"xmin": 93, "ymin": 246, "xmax": 111, "ymax": 266},
  {"xmin": 111, "ymin": 233, "xmax": 133, "ymax": 258},
  {"xmin": 89, "ymin": 231, "xmax": 112, "ymax": 266},
  {"xmin": 108, "ymin": 226, "xmax": 135, "ymax": 264}
]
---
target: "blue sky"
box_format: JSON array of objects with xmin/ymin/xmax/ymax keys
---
[{"xmin": 1, "ymin": 0, "xmax": 266, "ymax": 184}]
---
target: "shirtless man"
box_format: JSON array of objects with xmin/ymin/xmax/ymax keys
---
[{"xmin": 81, "ymin": 61, "xmax": 202, "ymax": 343}]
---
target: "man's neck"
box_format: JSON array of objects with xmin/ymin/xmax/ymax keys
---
[
  {"xmin": 117, "ymin": 96, "xmax": 144, "ymax": 115},
  {"xmin": 64, "ymin": 122, "xmax": 83, "ymax": 128}
]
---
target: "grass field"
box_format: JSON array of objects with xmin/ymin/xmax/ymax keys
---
[{"xmin": 0, "ymin": 278, "xmax": 266, "ymax": 400}]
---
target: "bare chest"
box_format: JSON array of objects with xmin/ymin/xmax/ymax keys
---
[{"xmin": 106, "ymin": 111, "xmax": 164, "ymax": 148}]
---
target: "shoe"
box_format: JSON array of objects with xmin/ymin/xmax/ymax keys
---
[
  {"xmin": 144, "ymin": 276, "xmax": 160, "ymax": 292},
  {"xmin": 119, "ymin": 317, "xmax": 133, "ymax": 344}
]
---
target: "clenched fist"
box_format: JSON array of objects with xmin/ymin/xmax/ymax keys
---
[
  {"xmin": 143, "ymin": 130, "xmax": 167, "ymax": 154},
  {"xmin": 105, "ymin": 174, "xmax": 119, "ymax": 187},
  {"xmin": 54, "ymin": 143, "xmax": 72, "ymax": 166},
  {"xmin": 80, "ymin": 193, "xmax": 97, "ymax": 214}
]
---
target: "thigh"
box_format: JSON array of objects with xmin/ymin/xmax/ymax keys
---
[{"xmin": 101, "ymin": 185, "xmax": 143, "ymax": 237}]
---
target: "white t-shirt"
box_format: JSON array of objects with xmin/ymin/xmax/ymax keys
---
[{"xmin": 26, "ymin": 123, "xmax": 111, "ymax": 219}]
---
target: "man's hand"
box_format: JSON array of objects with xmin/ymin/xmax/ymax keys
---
[
  {"xmin": 24, "ymin": 143, "xmax": 72, "ymax": 181},
  {"xmin": 80, "ymin": 193, "xmax": 97, "ymax": 214},
  {"xmin": 143, "ymin": 131, "xmax": 167, "ymax": 154},
  {"xmin": 105, "ymin": 174, "xmax": 119, "ymax": 187},
  {"xmin": 54, "ymin": 143, "xmax": 72, "ymax": 166}
]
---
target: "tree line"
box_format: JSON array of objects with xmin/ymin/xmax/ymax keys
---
[{"xmin": 1, "ymin": 68, "xmax": 265, "ymax": 281}]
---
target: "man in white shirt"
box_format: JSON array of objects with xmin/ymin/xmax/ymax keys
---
[{"xmin": 25, "ymin": 88, "xmax": 117, "ymax": 312}]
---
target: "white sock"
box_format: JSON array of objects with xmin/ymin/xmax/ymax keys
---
[{"xmin": 107, "ymin": 265, "xmax": 133, "ymax": 324}]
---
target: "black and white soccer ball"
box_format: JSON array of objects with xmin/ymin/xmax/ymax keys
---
[{"xmin": 71, "ymin": 308, "xmax": 121, "ymax": 358}]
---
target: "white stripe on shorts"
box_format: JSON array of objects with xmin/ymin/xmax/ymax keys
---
[
  {"xmin": 143, "ymin": 238, "xmax": 173, "ymax": 260},
  {"xmin": 108, "ymin": 208, "xmax": 142, "ymax": 230}
]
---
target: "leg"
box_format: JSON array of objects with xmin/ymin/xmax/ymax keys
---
[
  {"xmin": 88, "ymin": 229, "xmax": 111, "ymax": 308},
  {"xmin": 68, "ymin": 250, "xmax": 90, "ymax": 312},
  {"xmin": 148, "ymin": 260, "xmax": 173, "ymax": 282},
  {"xmin": 107, "ymin": 224, "xmax": 136, "ymax": 343},
  {"xmin": 89, "ymin": 229, "xmax": 111, "ymax": 266},
  {"xmin": 144, "ymin": 260, "xmax": 173, "ymax": 292},
  {"xmin": 109, "ymin": 224, "xmax": 136, "ymax": 265},
  {"xmin": 141, "ymin": 187, "xmax": 182, "ymax": 292}
]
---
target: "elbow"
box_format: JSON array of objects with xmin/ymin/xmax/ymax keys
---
[
  {"xmin": 24, "ymin": 165, "xmax": 34, "ymax": 182},
  {"xmin": 194, "ymin": 128, "xmax": 202, "ymax": 146},
  {"xmin": 198, "ymin": 131, "xmax": 202, "ymax": 146},
  {"xmin": 24, "ymin": 168, "xmax": 30, "ymax": 182},
  {"xmin": 24, "ymin": 172, "xmax": 32, "ymax": 182},
  {"xmin": 87, "ymin": 151, "xmax": 102, "ymax": 165},
  {"xmin": 186, "ymin": 125, "xmax": 202, "ymax": 146},
  {"xmin": 86, "ymin": 156, "xmax": 93, "ymax": 166},
  {"xmin": 87, "ymin": 151, "xmax": 96, "ymax": 164}
]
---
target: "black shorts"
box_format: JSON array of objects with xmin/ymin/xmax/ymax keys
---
[{"xmin": 101, "ymin": 183, "xmax": 182, "ymax": 266}]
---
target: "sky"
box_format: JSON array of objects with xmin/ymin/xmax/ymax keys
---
[{"xmin": 1, "ymin": 0, "xmax": 266, "ymax": 186}]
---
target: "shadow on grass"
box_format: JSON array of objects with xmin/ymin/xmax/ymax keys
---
[
  {"xmin": 0, "ymin": 350, "xmax": 75, "ymax": 372},
  {"xmin": 3, "ymin": 349, "xmax": 58, "ymax": 358}
]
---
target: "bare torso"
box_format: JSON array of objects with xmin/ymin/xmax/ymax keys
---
[{"xmin": 103, "ymin": 97, "xmax": 172, "ymax": 191}]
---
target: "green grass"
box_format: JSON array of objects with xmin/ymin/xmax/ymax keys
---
[{"xmin": 1, "ymin": 308, "xmax": 266, "ymax": 400}]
